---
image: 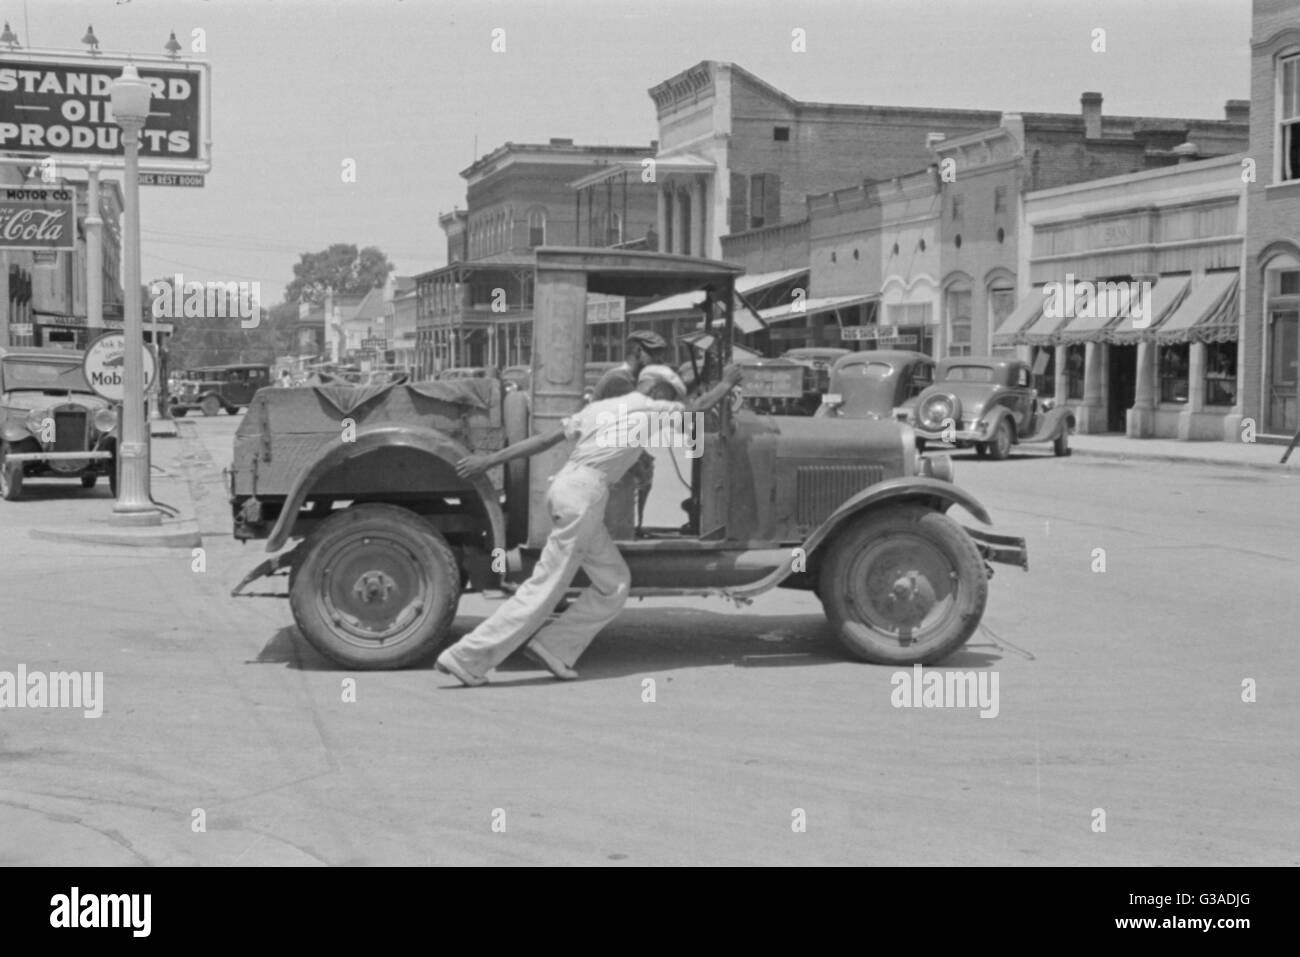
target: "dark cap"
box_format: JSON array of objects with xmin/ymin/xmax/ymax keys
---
[{"xmin": 627, "ymin": 330, "xmax": 668, "ymax": 354}]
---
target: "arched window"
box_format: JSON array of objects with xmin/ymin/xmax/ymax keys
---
[
  {"xmin": 528, "ymin": 209, "xmax": 547, "ymax": 248},
  {"xmin": 986, "ymin": 270, "xmax": 1017, "ymax": 357},
  {"xmin": 945, "ymin": 277, "xmax": 973, "ymax": 357}
]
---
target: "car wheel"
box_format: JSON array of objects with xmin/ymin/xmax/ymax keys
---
[
  {"xmin": 200, "ymin": 396, "xmax": 221, "ymax": 417},
  {"xmin": 915, "ymin": 437, "xmax": 927, "ymax": 453},
  {"xmin": 974, "ymin": 442, "xmax": 988, "ymax": 458},
  {"xmin": 80, "ymin": 474, "xmax": 97, "ymax": 489},
  {"xmin": 289, "ymin": 503, "xmax": 462, "ymax": 669},
  {"xmin": 987, "ymin": 419, "xmax": 1013, "ymax": 460},
  {"xmin": 170, "ymin": 406, "xmax": 188, "ymax": 417},
  {"xmin": 1053, "ymin": 431, "xmax": 1070, "ymax": 457},
  {"xmin": 819, "ymin": 506, "xmax": 987, "ymax": 665},
  {"xmin": 0, "ymin": 442, "xmax": 23, "ymax": 501}
]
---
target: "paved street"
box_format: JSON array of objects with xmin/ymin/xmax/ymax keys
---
[{"xmin": 1, "ymin": 414, "xmax": 1297, "ymax": 865}]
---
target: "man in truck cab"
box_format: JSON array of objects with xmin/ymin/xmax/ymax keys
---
[{"xmin": 436, "ymin": 362, "xmax": 744, "ymax": 686}]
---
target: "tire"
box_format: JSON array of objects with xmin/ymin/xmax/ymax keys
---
[
  {"xmin": 1053, "ymin": 431, "xmax": 1070, "ymax": 457},
  {"xmin": 915, "ymin": 437, "xmax": 927, "ymax": 453},
  {"xmin": 289, "ymin": 503, "xmax": 462, "ymax": 669},
  {"xmin": 987, "ymin": 419, "xmax": 1013, "ymax": 460},
  {"xmin": 819, "ymin": 506, "xmax": 988, "ymax": 666},
  {"xmin": 502, "ymin": 389, "xmax": 530, "ymax": 547},
  {"xmin": 200, "ymin": 395, "xmax": 221, "ymax": 417},
  {"xmin": 108, "ymin": 452, "xmax": 118, "ymax": 498},
  {"xmin": 80, "ymin": 474, "xmax": 97, "ymax": 489},
  {"xmin": 0, "ymin": 442, "xmax": 23, "ymax": 501},
  {"xmin": 974, "ymin": 442, "xmax": 988, "ymax": 458},
  {"xmin": 170, "ymin": 406, "xmax": 188, "ymax": 418}
]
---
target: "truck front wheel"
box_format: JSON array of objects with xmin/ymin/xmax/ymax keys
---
[
  {"xmin": 819, "ymin": 506, "xmax": 988, "ymax": 665},
  {"xmin": 289, "ymin": 503, "xmax": 462, "ymax": 669}
]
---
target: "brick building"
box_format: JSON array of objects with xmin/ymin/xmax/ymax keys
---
[
  {"xmin": 1245, "ymin": 0, "xmax": 1300, "ymax": 439},
  {"xmin": 414, "ymin": 139, "xmax": 656, "ymax": 375}
]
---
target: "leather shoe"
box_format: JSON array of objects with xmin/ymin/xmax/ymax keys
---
[{"xmin": 522, "ymin": 641, "xmax": 579, "ymax": 680}]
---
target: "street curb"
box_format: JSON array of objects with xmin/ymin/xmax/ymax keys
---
[
  {"xmin": 1069, "ymin": 446, "xmax": 1297, "ymax": 474},
  {"xmin": 29, "ymin": 520, "xmax": 202, "ymax": 548}
]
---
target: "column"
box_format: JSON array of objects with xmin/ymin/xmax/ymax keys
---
[
  {"xmin": 1178, "ymin": 341, "xmax": 1207, "ymax": 441},
  {"xmin": 1053, "ymin": 345, "xmax": 1068, "ymax": 402},
  {"xmin": 656, "ymin": 187, "xmax": 667, "ymax": 253},
  {"xmin": 691, "ymin": 177, "xmax": 706, "ymax": 258},
  {"xmin": 672, "ymin": 184, "xmax": 686, "ymax": 256},
  {"xmin": 1079, "ymin": 341, "xmax": 1106, "ymax": 433},
  {"xmin": 1127, "ymin": 340, "xmax": 1157, "ymax": 437}
]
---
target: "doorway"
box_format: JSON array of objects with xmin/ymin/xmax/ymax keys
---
[
  {"xmin": 1107, "ymin": 344, "xmax": 1136, "ymax": 433},
  {"xmin": 1267, "ymin": 310, "xmax": 1298, "ymax": 434}
]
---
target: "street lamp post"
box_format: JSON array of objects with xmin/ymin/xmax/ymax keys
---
[{"xmin": 109, "ymin": 63, "xmax": 161, "ymax": 527}]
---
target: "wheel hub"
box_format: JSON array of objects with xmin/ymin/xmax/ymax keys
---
[{"xmin": 353, "ymin": 569, "xmax": 398, "ymax": 604}]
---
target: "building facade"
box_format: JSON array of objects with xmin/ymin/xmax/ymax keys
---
[{"xmin": 1245, "ymin": 0, "xmax": 1300, "ymax": 439}]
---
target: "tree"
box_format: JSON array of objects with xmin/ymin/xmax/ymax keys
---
[{"xmin": 284, "ymin": 244, "xmax": 393, "ymax": 305}]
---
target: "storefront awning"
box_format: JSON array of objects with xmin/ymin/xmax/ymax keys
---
[
  {"xmin": 1154, "ymin": 272, "xmax": 1240, "ymax": 344},
  {"xmin": 1019, "ymin": 296, "xmax": 1072, "ymax": 346},
  {"xmin": 1105, "ymin": 275, "xmax": 1190, "ymax": 342},
  {"xmin": 1058, "ymin": 284, "xmax": 1134, "ymax": 341},
  {"xmin": 992, "ymin": 291, "xmax": 1044, "ymax": 344},
  {"xmin": 679, "ymin": 331, "xmax": 762, "ymax": 359},
  {"xmin": 629, "ymin": 267, "xmax": 809, "ymax": 320},
  {"xmin": 757, "ymin": 293, "xmax": 879, "ymax": 325}
]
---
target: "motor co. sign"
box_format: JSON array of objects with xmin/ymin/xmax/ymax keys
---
[
  {"xmin": 0, "ymin": 52, "xmax": 209, "ymax": 166},
  {"xmin": 0, "ymin": 186, "xmax": 74, "ymax": 250}
]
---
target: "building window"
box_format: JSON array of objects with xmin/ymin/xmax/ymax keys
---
[
  {"xmin": 1159, "ymin": 343, "xmax": 1190, "ymax": 404},
  {"xmin": 945, "ymin": 284, "xmax": 972, "ymax": 356},
  {"xmin": 988, "ymin": 282, "xmax": 1016, "ymax": 356},
  {"xmin": 749, "ymin": 172, "xmax": 780, "ymax": 230},
  {"xmin": 1032, "ymin": 346, "xmax": 1055, "ymax": 398},
  {"xmin": 994, "ymin": 186, "xmax": 1007, "ymax": 214},
  {"xmin": 1065, "ymin": 344, "xmax": 1085, "ymax": 399},
  {"xmin": 886, "ymin": 302, "xmax": 932, "ymax": 327},
  {"xmin": 997, "ymin": 227, "xmax": 1005, "ymax": 244},
  {"xmin": 1281, "ymin": 54, "xmax": 1300, "ymax": 182},
  {"xmin": 954, "ymin": 234, "xmax": 962, "ymax": 249},
  {"xmin": 918, "ymin": 238, "xmax": 926, "ymax": 252},
  {"xmin": 951, "ymin": 194, "xmax": 963, "ymax": 221},
  {"xmin": 1205, "ymin": 341, "xmax": 1237, "ymax": 406},
  {"xmin": 773, "ymin": 126, "xmax": 790, "ymax": 141},
  {"xmin": 528, "ymin": 209, "xmax": 546, "ymax": 247},
  {"xmin": 830, "ymin": 251, "xmax": 837, "ymax": 263}
]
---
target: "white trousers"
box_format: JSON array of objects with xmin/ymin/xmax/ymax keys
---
[{"xmin": 444, "ymin": 463, "xmax": 631, "ymax": 678}]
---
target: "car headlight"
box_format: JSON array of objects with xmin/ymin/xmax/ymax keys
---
[
  {"xmin": 919, "ymin": 395, "xmax": 954, "ymax": 430},
  {"xmin": 25, "ymin": 408, "xmax": 49, "ymax": 434},
  {"xmin": 93, "ymin": 408, "xmax": 118, "ymax": 433}
]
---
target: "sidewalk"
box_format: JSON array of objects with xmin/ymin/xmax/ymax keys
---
[
  {"xmin": 26, "ymin": 421, "xmax": 203, "ymax": 548},
  {"xmin": 1068, "ymin": 432, "xmax": 1299, "ymax": 472}
]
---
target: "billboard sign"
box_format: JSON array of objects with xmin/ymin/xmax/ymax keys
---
[
  {"xmin": 0, "ymin": 52, "xmax": 209, "ymax": 168},
  {"xmin": 0, "ymin": 185, "xmax": 75, "ymax": 249}
]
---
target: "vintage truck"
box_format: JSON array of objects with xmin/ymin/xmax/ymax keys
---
[{"xmin": 229, "ymin": 248, "xmax": 1028, "ymax": 670}]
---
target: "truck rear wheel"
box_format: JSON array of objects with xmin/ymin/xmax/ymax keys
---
[
  {"xmin": 289, "ymin": 503, "xmax": 462, "ymax": 669},
  {"xmin": 819, "ymin": 506, "xmax": 987, "ymax": 665}
]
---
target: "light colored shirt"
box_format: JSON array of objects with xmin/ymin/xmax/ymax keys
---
[{"xmin": 561, "ymin": 392, "xmax": 685, "ymax": 483}]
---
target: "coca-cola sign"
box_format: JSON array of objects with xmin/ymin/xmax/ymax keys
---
[{"xmin": 0, "ymin": 186, "xmax": 74, "ymax": 250}]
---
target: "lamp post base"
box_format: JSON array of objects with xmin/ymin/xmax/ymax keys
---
[{"xmin": 109, "ymin": 506, "xmax": 164, "ymax": 527}]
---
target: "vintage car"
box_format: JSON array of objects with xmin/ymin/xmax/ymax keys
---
[
  {"xmin": 171, "ymin": 363, "xmax": 271, "ymax": 416},
  {"xmin": 816, "ymin": 350, "xmax": 936, "ymax": 424},
  {"xmin": 0, "ymin": 347, "xmax": 118, "ymax": 500},
  {"xmin": 907, "ymin": 356, "xmax": 1074, "ymax": 459},
  {"xmin": 501, "ymin": 365, "xmax": 531, "ymax": 394},
  {"xmin": 228, "ymin": 248, "xmax": 1027, "ymax": 671}
]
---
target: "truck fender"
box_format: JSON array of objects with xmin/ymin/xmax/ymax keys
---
[
  {"xmin": 263, "ymin": 425, "xmax": 505, "ymax": 554},
  {"xmin": 1, "ymin": 421, "xmax": 33, "ymax": 444},
  {"xmin": 719, "ymin": 477, "xmax": 995, "ymax": 598}
]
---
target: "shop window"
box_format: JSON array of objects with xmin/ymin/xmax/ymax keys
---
[
  {"xmin": 773, "ymin": 126, "xmax": 790, "ymax": 141},
  {"xmin": 945, "ymin": 284, "xmax": 972, "ymax": 357},
  {"xmin": 1281, "ymin": 54, "xmax": 1300, "ymax": 182},
  {"xmin": 1204, "ymin": 341, "xmax": 1237, "ymax": 407},
  {"xmin": 1159, "ymin": 343, "xmax": 1190, "ymax": 404},
  {"xmin": 1032, "ymin": 347, "xmax": 1055, "ymax": 398},
  {"xmin": 528, "ymin": 209, "xmax": 546, "ymax": 248},
  {"xmin": 1065, "ymin": 344, "xmax": 1086, "ymax": 400}
]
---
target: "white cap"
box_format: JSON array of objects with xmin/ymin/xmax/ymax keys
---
[{"xmin": 637, "ymin": 364, "xmax": 687, "ymax": 400}]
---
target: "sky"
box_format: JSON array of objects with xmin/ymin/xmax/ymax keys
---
[{"xmin": 6, "ymin": 0, "xmax": 1253, "ymax": 304}]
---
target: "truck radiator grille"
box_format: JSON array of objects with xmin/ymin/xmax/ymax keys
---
[
  {"xmin": 53, "ymin": 408, "xmax": 88, "ymax": 452},
  {"xmin": 795, "ymin": 465, "xmax": 884, "ymax": 526}
]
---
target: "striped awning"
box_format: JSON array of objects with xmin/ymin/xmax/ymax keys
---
[
  {"xmin": 1019, "ymin": 293, "xmax": 1072, "ymax": 346},
  {"xmin": 1154, "ymin": 272, "xmax": 1240, "ymax": 344},
  {"xmin": 1057, "ymin": 283, "xmax": 1134, "ymax": 341},
  {"xmin": 992, "ymin": 291, "xmax": 1044, "ymax": 345},
  {"xmin": 1105, "ymin": 275, "xmax": 1190, "ymax": 343},
  {"xmin": 757, "ymin": 293, "xmax": 879, "ymax": 325}
]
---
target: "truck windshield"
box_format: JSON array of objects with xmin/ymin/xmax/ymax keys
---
[{"xmin": 2, "ymin": 358, "xmax": 93, "ymax": 393}]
